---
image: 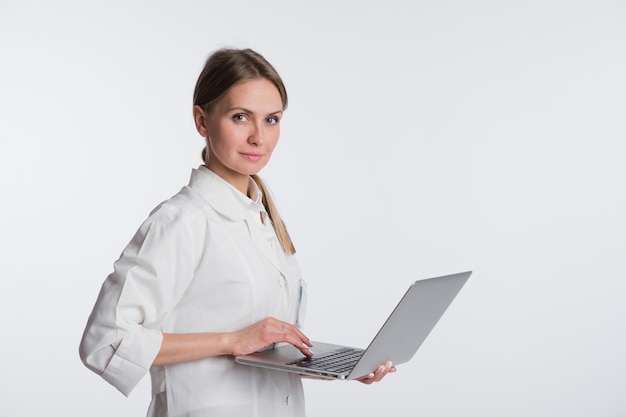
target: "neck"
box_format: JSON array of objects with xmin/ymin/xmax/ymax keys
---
[{"xmin": 204, "ymin": 164, "xmax": 250, "ymax": 195}]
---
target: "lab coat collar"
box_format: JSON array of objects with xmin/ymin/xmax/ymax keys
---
[
  {"xmin": 188, "ymin": 165, "xmax": 262, "ymax": 222},
  {"xmin": 187, "ymin": 166, "xmax": 286, "ymax": 277}
]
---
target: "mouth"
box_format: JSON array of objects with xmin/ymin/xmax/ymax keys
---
[{"xmin": 240, "ymin": 152, "xmax": 264, "ymax": 162}]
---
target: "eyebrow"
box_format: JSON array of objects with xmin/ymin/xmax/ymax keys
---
[{"xmin": 228, "ymin": 107, "xmax": 283, "ymax": 116}]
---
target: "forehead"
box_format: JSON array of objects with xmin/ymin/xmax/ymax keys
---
[{"xmin": 218, "ymin": 78, "xmax": 283, "ymax": 112}]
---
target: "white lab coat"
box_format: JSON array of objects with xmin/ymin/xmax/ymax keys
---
[{"xmin": 80, "ymin": 166, "xmax": 307, "ymax": 417}]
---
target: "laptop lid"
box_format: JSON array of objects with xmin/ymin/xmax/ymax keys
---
[{"xmin": 347, "ymin": 270, "xmax": 471, "ymax": 379}]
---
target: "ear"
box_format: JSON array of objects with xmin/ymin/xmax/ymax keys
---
[{"xmin": 193, "ymin": 105, "xmax": 209, "ymax": 137}]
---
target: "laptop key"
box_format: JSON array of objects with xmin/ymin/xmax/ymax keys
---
[{"xmin": 287, "ymin": 347, "xmax": 364, "ymax": 372}]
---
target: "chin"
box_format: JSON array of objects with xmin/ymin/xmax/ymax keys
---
[{"xmin": 243, "ymin": 163, "xmax": 269, "ymax": 176}]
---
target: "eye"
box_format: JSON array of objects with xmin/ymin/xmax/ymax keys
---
[
  {"xmin": 233, "ymin": 114, "xmax": 248, "ymax": 122},
  {"xmin": 266, "ymin": 116, "xmax": 280, "ymax": 125}
]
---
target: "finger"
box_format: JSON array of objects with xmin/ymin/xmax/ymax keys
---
[
  {"xmin": 277, "ymin": 322, "xmax": 313, "ymax": 356},
  {"xmin": 357, "ymin": 373, "xmax": 375, "ymax": 384},
  {"xmin": 357, "ymin": 361, "xmax": 395, "ymax": 384},
  {"xmin": 373, "ymin": 364, "xmax": 387, "ymax": 381},
  {"xmin": 284, "ymin": 322, "xmax": 312, "ymax": 347},
  {"xmin": 377, "ymin": 361, "xmax": 395, "ymax": 378},
  {"xmin": 276, "ymin": 331, "xmax": 312, "ymax": 354},
  {"xmin": 376, "ymin": 361, "xmax": 396, "ymax": 380}
]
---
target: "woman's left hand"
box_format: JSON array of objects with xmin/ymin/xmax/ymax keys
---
[{"xmin": 355, "ymin": 361, "xmax": 397, "ymax": 384}]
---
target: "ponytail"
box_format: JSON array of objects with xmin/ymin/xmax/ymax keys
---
[{"xmin": 251, "ymin": 174, "xmax": 296, "ymax": 255}]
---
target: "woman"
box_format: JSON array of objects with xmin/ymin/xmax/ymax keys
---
[{"xmin": 79, "ymin": 48, "xmax": 395, "ymax": 417}]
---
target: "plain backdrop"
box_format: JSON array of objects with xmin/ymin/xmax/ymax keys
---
[{"xmin": 1, "ymin": 1, "xmax": 625, "ymax": 416}]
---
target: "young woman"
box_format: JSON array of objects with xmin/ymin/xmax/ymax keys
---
[{"xmin": 79, "ymin": 48, "xmax": 395, "ymax": 417}]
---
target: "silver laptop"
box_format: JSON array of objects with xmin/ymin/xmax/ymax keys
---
[{"xmin": 235, "ymin": 271, "xmax": 471, "ymax": 380}]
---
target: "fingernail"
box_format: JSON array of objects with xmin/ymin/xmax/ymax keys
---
[
  {"xmin": 379, "ymin": 365, "xmax": 385, "ymax": 373},
  {"xmin": 368, "ymin": 373, "xmax": 375, "ymax": 378},
  {"xmin": 386, "ymin": 361, "xmax": 393, "ymax": 369}
]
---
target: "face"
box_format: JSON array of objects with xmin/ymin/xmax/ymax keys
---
[{"xmin": 193, "ymin": 78, "xmax": 283, "ymax": 194}]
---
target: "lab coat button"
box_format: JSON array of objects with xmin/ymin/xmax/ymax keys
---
[{"xmin": 285, "ymin": 395, "xmax": 291, "ymax": 406}]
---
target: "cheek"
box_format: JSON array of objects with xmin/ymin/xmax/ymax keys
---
[
  {"xmin": 267, "ymin": 128, "xmax": 281, "ymax": 152},
  {"xmin": 208, "ymin": 126, "xmax": 236, "ymax": 153}
]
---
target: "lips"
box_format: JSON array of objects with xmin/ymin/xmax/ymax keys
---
[{"xmin": 240, "ymin": 152, "xmax": 264, "ymax": 162}]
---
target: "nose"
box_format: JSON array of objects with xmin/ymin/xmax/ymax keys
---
[{"xmin": 247, "ymin": 121, "xmax": 264, "ymax": 146}]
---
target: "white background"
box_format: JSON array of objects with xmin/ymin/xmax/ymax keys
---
[{"xmin": 1, "ymin": 1, "xmax": 625, "ymax": 416}]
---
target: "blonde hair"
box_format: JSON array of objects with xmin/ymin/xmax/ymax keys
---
[
  {"xmin": 251, "ymin": 175, "xmax": 296, "ymax": 255},
  {"xmin": 194, "ymin": 48, "xmax": 295, "ymax": 255}
]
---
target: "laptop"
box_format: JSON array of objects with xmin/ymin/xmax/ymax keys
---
[{"xmin": 235, "ymin": 271, "xmax": 471, "ymax": 380}]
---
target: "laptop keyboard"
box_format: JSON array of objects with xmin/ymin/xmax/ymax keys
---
[{"xmin": 287, "ymin": 347, "xmax": 364, "ymax": 373}]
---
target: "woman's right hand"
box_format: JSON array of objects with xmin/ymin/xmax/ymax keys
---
[{"xmin": 227, "ymin": 317, "xmax": 313, "ymax": 357}]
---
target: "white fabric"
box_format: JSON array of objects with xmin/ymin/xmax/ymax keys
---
[{"xmin": 80, "ymin": 165, "xmax": 306, "ymax": 417}]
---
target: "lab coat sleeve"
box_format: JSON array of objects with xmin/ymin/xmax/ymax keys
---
[{"xmin": 79, "ymin": 203, "xmax": 205, "ymax": 396}]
